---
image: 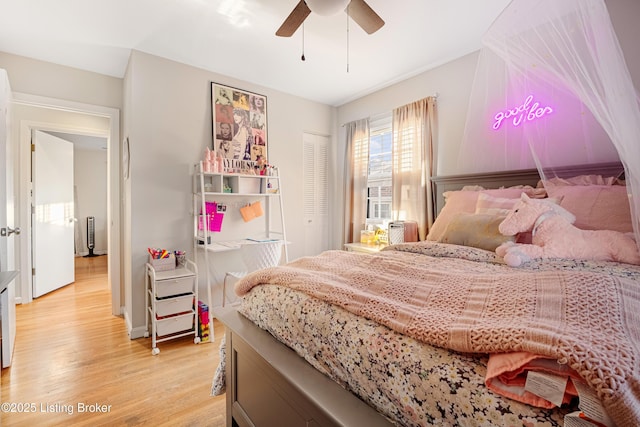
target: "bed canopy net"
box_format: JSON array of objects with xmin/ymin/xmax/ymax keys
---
[{"xmin": 458, "ymin": 0, "xmax": 640, "ymax": 246}]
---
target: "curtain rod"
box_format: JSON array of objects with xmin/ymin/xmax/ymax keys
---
[{"xmin": 340, "ymin": 93, "xmax": 438, "ymax": 127}]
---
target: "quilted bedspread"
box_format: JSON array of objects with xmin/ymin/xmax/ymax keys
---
[{"xmin": 235, "ymin": 242, "xmax": 640, "ymax": 427}]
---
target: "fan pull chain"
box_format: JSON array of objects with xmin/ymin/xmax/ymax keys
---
[
  {"xmin": 346, "ymin": 5, "xmax": 350, "ymax": 72},
  {"xmin": 301, "ymin": 23, "xmax": 306, "ymax": 61}
]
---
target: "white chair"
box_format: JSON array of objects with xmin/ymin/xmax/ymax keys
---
[{"xmin": 222, "ymin": 240, "xmax": 284, "ymax": 307}]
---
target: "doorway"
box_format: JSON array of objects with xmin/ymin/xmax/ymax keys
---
[
  {"xmin": 12, "ymin": 93, "xmax": 120, "ymax": 315},
  {"xmin": 46, "ymin": 131, "xmax": 109, "ymax": 259}
]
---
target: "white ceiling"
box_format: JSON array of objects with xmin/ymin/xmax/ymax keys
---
[{"xmin": 0, "ymin": 0, "xmax": 511, "ymax": 106}]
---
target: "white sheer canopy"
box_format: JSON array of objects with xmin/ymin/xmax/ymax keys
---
[{"xmin": 459, "ymin": 0, "xmax": 640, "ymax": 246}]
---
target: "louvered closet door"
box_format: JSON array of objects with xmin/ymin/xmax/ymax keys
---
[{"xmin": 303, "ymin": 133, "xmax": 329, "ymax": 257}]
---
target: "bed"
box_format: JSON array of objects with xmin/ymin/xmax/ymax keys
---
[{"xmin": 213, "ymin": 164, "xmax": 640, "ymax": 427}]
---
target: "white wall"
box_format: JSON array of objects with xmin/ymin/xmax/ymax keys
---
[
  {"xmin": 606, "ymin": 0, "xmax": 640, "ymax": 91},
  {"xmin": 337, "ymin": 0, "xmax": 640, "ymax": 178},
  {"xmin": 336, "ymin": 51, "xmax": 478, "ymax": 177},
  {"xmin": 74, "ymin": 147, "xmax": 108, "ymax": 255},
  {"xmin": 122, "ymin": 50, "xmax": 335, "ymax": 337},
  {"xmin": 0, "ymin": 52, "xmax": 122, "ymax": 108}
]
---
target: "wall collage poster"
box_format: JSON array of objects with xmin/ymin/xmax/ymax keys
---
[{"xmin": 211, "ymin": 82, "xmax": 267, "ymax": 163}]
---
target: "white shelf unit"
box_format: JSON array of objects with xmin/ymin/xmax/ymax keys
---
[
  {"xmin": 145, "ymin": 259, "xmax": 199, "ymax": 355},
  {"xmin": 192, "ymin": 161, "xmax": 288, "ymax": 334}
]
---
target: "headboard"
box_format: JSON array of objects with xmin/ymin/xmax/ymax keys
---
[{"xmin": 430, "ymin": 162, "xmax": 624, "ymax": 219}]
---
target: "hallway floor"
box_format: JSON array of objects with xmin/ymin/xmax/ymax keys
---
[{"xmin": 1, "ymin": 255, "xmax": 226, "ymax": 426}]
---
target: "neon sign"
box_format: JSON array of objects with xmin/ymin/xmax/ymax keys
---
[{"xmin": 493, "ymin": 95, "xmax": 553, "ymax": 130}]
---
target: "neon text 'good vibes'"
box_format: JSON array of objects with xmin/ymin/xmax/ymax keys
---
[{"xmin": 493, "ymin": 95, "xmax": 553, "ymax": 130}]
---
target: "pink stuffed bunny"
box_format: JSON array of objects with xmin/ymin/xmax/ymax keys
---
[{"xmin": 496, "ymin": 193, "xmax": 640, "ymax": 267}]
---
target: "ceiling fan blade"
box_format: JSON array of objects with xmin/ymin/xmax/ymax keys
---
[
  {"xmin": 276, "ymin": 1, "xmax": 312, "ymax": 37},
  {"xmin": 348, "ymin": 0, "xmax": 385, "ymax": 34}
]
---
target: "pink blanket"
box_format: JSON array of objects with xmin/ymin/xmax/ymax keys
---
[
  {"xmin": 485, "ymin": 351, "xmax": 580, "ymax": 408},
  {"xmin": 235, "ymin": 245, "xmax": 640, "ymax": 427}
]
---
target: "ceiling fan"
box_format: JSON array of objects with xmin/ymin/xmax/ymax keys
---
[{"xmin": 276, "ymin": 0, "xmax": 385, "ymax": 37}]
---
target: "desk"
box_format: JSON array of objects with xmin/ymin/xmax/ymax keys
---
[
  {"xmin": 343, "ymin": 243, "xmax": 386, "ymax": 254},
  {"xmin": 196, "ymin": 238, "xmax": 288, "ymax": 325},
  {"xmin": 197, "ymin": 238, "xmax": 286, "ymax": 253},
  {"xmin": 199, "ymin": 240, "xmax": 242, "ymax": 252}
]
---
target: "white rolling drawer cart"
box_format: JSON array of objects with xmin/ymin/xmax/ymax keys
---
[{"xmin": 145, "ymin": 259, "xmax": 199, "ymax": 355}]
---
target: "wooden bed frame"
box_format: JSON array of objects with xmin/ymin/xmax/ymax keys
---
[
  {"xmin": 214, "ymin": 307, "xmax": 394, "ymax": 427},
  {"xmin": 214, "ymin": 162, "xmax": 624, "ymax": 427}
]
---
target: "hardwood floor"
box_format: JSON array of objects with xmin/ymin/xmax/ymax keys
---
[{"xmin": 1, "ymin": 255, "xmax": 226, "ymax": 426}]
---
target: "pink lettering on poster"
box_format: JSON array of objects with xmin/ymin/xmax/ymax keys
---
[{"xmin": 493, "ymin": 95, "xmax": 553, "ymax": 130}]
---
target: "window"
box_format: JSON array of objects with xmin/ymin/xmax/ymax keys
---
[
  {"xmin": 347, "ymin": 97, "xmax": 434, "ymax": 243},
  {"xmin": 366, "ymin": 114, "xmax": 392, "ymax": 227}
]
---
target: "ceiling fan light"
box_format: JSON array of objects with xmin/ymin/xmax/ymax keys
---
[{"xmin": 305, "ymin": 0, "xmax": 350, "ymax": 16}]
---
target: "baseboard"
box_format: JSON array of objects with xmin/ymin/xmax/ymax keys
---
[
  {"xmin": 124, "ymin": 311, "xmax": 132, "ymax": 335},
  {"xmin": 124, "ymin": 311, "xmax": 147, "ymax": 340},
  {"xmin": 76, "ymin": 250, "xmax": 108, "ymax": 257},
  {"xmin": 129, "ymin": 326, "xmax": 147, "ymax": 340}
]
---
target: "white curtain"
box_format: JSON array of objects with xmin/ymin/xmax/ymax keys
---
[
  {"xmin": 459, "ymin": 0, "xmax": 640, "ymax": 247},
  {"xmin": 392, "ymin": 97, "xmax": 436, "ymax": 240},
  {"xmin": 343, "ymin": 119, "xmax": 370, "ymax": 244}
]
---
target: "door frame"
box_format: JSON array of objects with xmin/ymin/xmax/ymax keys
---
[{"xmin": 13, "ymin": 93, "xmax": 121, "ymax": 315}]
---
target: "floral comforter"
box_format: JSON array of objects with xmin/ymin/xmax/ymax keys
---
[{"xmin": 233, "ymin": 242, "xmax": 640, "ymax": 426}]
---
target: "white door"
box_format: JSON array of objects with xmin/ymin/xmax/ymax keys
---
[
  {"xmin": 32, "ymin": 130, "xmax": 75, "ymax": 298},
  {"xmin": 1, "ymin": 69, "xmax": 17, "ymax": 367},
  {"xmin": 0, "ymin": 72, "xmax": 15, "ymax": 272},
  {"xmin": 303, "ymin": 133, "xmax": 329, "ymax": 256}
]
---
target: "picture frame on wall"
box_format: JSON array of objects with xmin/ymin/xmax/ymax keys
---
[{"xmin": 211, "ymin": 82, "xmax": 267, "ymax": 162}]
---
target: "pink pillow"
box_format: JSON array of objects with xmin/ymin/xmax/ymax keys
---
[
  {"xmin": 541, "ymin": 175, "xmax": 619, "ymax": 187},
  {"xmin": 546, "ymin": 185, "xmax": 632, "ymax": 233},
  {"xmin": 475, "ymin": 193, "xmax": 519, "ymax": 216},
  {"xmin": 428, "ymin": 188, "xmax": 539, "ymax": 242}
]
